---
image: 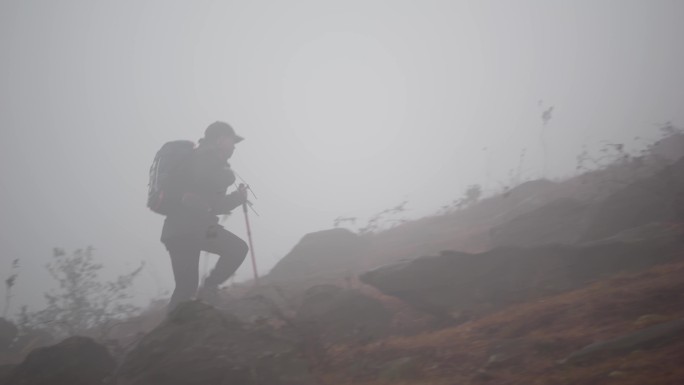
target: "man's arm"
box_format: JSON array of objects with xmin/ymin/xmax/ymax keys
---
[{"xmin": 214, "ymin": 187, "xmax": 248, "ymax": 215}]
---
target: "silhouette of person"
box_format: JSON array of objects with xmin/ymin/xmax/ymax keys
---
[{"xmin": 160, "ymin": 121, "xmax": 249, "ymax": 312}]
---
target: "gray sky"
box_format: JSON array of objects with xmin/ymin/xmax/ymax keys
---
[{"xmin": 1, "ymin": 0, "xmax": 683, "ymax": 311}]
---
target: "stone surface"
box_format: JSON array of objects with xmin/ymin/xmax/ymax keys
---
[
  {"xmin": 561, "ymin": 318, "xmax": 684, "ymax": 365},
  {"xmin": 3, "ymin": 336, "xmax": 116, "ymax": 385},
  {"xmin": 266, "ymin": 228, "xmax": 371, "ymax": 288},
  {"xmin": 0, "ymin": 319, "xmax": 17, "ymax": 352},
  {"xmin": 490, "ymin": 198, "xmax": 595, "ymax": 247},
  {"xmin": 378, "ymin": 357, "xmax": 419, "ymax": 382},
  {"xmin": 582, "ymin": 157, "xmax": 684, "ymax": 241},
  {"xmin": 116, "ymin": 301, "xmax": 315, "ymax": 385},
  {"xmin": 0, "ymin": 365, "xmax": 14, "ymax": 385},
  {"xmin": 634, "ymin": 314, "xmax": 671, "ymax": 328},
  {"xmin": 295, "ymin": 285, "xmax": 392, "ymax": 347},
  {"xmin": 361, "ymin": 227, "xmax": 683, "ymax": 319}
]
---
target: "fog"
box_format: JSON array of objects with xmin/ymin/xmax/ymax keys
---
[{"xmin": 1, "ymin": 0, "xmax": 683, "ymax": 312}]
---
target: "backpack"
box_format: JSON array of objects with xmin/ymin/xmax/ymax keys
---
[{"xmin": 147, "ymin": 140, "xmax": 195, "ymax": 215}]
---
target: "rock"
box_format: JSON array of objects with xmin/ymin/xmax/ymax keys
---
[
  {"xmin": 561, "ymin": 318, "xmax": 684, "ymax": 365},
  {"xmin": 582, "ymin": 157, "xmax": 684, "ymax": 241},
  {"xmin": 490, "ymin": 198, "xmax": 595, "ymax": 247},
  {"xmin": 634, "ymin": 314, "xmax": 671, "ymax": 328},
  {"xmin": 378, "ymin": 356, "xmax": 419, "ymax": 382},
  {"xmin": 295, "ymin": 285, "xmax": 392, "ymax": 347},
  {"xmin": 222, "ymin": 289, "xmax": 290, "ymax": 325},
  {"xmin": 0, "ymin": 319, "xmax": 17, "ymax": 352},
  {"xmin": 3, "ymin": 336, "xmax": 116, "ymax": 385},
  {"xmin": 483, "ymin": 338, "xmax": 529, "ymax": 369},
  {"xmin": 116, "ymin": 301, "xmax": 315, "ymax": 385},
  {"xmin": 649, "ymin": 131, "xmax": 684, "ymax": 164},
  {"xmin": 10, "ymin": 329, "xmax": 55, "ymax": 358},
  {"xmin": 361, "ymin": 230, "xmax": 683, "ymax": 319},
  {"xmin": 267, "ymin": 229, "xmax": 371, "ymax": 290},
  {"xmin": 0, "ymin": 365, "xmax": 15, "ymax": 384},
  {"xmin": 502, "ymin": 179, "xmax": 558, "ymax": 203},
  {"xmin": 218, "ymin": 289, "xmax": 301, "ymax": 344},
  {"xmin": 488, "ymin": 179, "xmax": 560, "ymax": 224}
]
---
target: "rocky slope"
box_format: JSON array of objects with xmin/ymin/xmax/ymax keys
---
[{"xmin": 3, "ymin": 133, "xmax": 684, "ymax": 384}]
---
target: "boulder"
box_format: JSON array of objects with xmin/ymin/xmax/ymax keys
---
[
  {"xmin": 218, "ymin": 288, "xmax": 302, "ymax": 344},
  {"xmin": 361, "ymin": 226, "xmax": 683, "ymax": 320},
  {"xmin": 648, "ymin": 131, "xmax": 684, "ymax": 164},
  {"xmin": 561, "ymin": 318, "xmax": 684, "ymax": 365},
  {"xmin": 484, "ymin": 179, "xmax": 560, "ymax": 225},
  {"xmin": 2, "ymin": 336, "xmax": 116, "ymax": 385},
  {"xmin": 295, "ymin": 285, "xmax": 392, "ymax": 347},
  {"xmin": 582, "ymin": 157, "xmax": 684, "ymax": 241},
  {"xmin": 502, "ymin": 179, "xmax": 557, "ymax": 201},
  {"xmin": 266, "ymin": 228, "xmax": 371, "ymax": 291},
  {"xmin": 116, "ymin": 301, "xmax": 315, "ymax": 385},
  {"xmin": 0, "ymin": 365, "xmax": 14, "ymax": 385},
  {"xmin": 490, "ymin": 198, "xmax": 595, "ymax": 247},
  {"xmin": 0, "ymin": 319, "xmax": 17, "ymax": 352}
]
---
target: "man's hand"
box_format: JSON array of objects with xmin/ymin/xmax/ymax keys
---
[
  {"xmin": 235, "ymin": 183, "xmax": 249, "ymax": 206},
  {"xmin": 216, "ymin": 184, "xmax": 250, "ymax": 214}
]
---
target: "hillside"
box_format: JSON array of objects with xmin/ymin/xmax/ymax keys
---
[
  {"xmin": 324, "ymin": 260, "xmax": 684, "ymax": 385},
  {"xmin": 1, "ymin": 131, "xmax": 684, "ymax": 384}
]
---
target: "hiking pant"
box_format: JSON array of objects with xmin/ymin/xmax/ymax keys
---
[{"xmin": 162, "ymin": 223, "xmax": 248, "ymax": 312}]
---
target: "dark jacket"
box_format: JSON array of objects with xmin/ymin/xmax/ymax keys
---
[{"xmin": 160, "ymin": 145, "xmax": 244, "ymax": 242}]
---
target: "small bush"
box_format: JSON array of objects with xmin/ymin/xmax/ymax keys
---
[{"xmin": 19, "ymin": 247, "xmax": 143, "ymax": 339}]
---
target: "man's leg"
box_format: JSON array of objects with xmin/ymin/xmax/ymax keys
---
[
  {"xmin": 164, "ymin": 239, "xmax": 201, "ymax": 312},
  {"xmin": 201, "ymin": 224, "xmax": 249, "ymax": 289}
]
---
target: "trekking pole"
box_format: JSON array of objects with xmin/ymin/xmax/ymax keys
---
[
  {"xmin": 234, "ymin": 172, "xmax": 259, "ymax": 217},
  {"xmin": 240, "ymin": 183, "xmax": 259, "ymax": 286}
]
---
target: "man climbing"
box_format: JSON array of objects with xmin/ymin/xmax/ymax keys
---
[{"xmin": 160, "ymin": 121, "xmax": 249, "ymax": 312}]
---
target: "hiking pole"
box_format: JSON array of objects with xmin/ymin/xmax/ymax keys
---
[
  {"xmin": 234, "ymin": 172, "xmax": 259, "ymax": 217},
  {"xmin": 240, "ymin": 183, "xmax": 259, "ymax": 286}
]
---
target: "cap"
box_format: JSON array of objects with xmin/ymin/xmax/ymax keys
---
[{"xmin": 203, "ymin": 121, "xmax": 244, "ymax": 143}]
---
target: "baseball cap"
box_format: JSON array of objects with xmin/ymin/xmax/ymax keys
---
[{"xmin": 204, "ymin": 121, "xmax": 244, "ymax": 143}]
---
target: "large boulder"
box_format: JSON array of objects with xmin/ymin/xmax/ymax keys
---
[
  {"xmin": 648, "ymin": 131, "xmax": 684, "ymax": 164},
  {"xmin": 116, "ymin": 301, "xmax": 315, "ymax": 385},
  {"xmin": 2, "ymin": 336, "xmax": 116, "ymax": 385},
  {"xmin": 267, "ymin": 228, "xmax": 371, "ymax": 289},
  {"xmin": 0, "ymin": 319, "xmax": 17, "ymax": 352},
  {"xmin": 0, "ymin": 365, "xmax": 14, "ymax": 385},
  {"xmin": 490, "ymin": 198, "xmax": 595, "ymax": 247},
  {"xmin": 295, "ymin": 285, "xmax": 392, "ymax": 347},
  {"xmin": 561, "ymin": 318, "xmax": 684, "ymax": 365},
  {"xmin": 494, "ymin": 180, "xmax": 559, "ymax": 219},
  {"xmin": 582, "ymin": 157, "xmax": 684, "ymax": 241},
  {"xmin": 361, "ymin": 225, "xmax": 684, "ymax": 320}
]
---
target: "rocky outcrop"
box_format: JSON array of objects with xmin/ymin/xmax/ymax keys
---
[
  {"xmin": 361, "ymin": 225, "xmax": 683, "ymax": 320},
  {"xmin": 0, "ymin": 365, "xmax": 15, "ymax": 385},
  {"xmin": 561, "ymin": 318, "xmax": 684, "ymax": 364},
  {"xmin": 582, "ymin": 157, "xmax": 684, "ymax": 241},
  {"xmin": 116, "ymin": 301, "xmax": 315, "ymax": 385},
  {"xmin": 490, "ymin": 198, "xmax": 595, "ymax": 247},
  {"xmin": 266, "ymin": 228, "xmax": 371, "ymax": 291},
  {"xmin": 295, "ymin": 285, "xmax": 392, "ymax": 347},
  {"xmin": 0, "ymin": 319, "xmax": 17, "ymax": 352},
  {"xmin": 2, "ymin": 336, "xmax": 116, "ymax": 385}
]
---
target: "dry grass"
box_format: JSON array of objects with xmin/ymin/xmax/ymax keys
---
[{"xmin": 319, "ymin": 259, "xmax": 684, "ymax": 385}]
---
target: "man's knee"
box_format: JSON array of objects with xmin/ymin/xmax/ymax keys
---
[
  {"xmin": 238, "ymin": 238, "xmax": 249, "ymax": 256},
  {"xmin": 229, "ymin": 238, "xmax": 249, "ymax": 261},
  {"xmin": 217, "ymin": 232, "xmax": 248, "ymax": 258}
]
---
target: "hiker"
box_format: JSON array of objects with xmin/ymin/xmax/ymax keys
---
[{"xmin": 159, "ymin": 121, "xmax": 249, "ymax": 312}]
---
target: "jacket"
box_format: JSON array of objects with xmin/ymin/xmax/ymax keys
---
[{"xmin": 160, "ymin": 145, "xmax": 244, "ymax": 242}]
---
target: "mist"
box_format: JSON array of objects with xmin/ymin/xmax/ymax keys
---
[
  {"xmin": 3, "ymin": 1, "xmax": 684, "ymax": 383},
  {"xmin": 1, "ymin": 0, "xmax": 683, "ymax": 329}
]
